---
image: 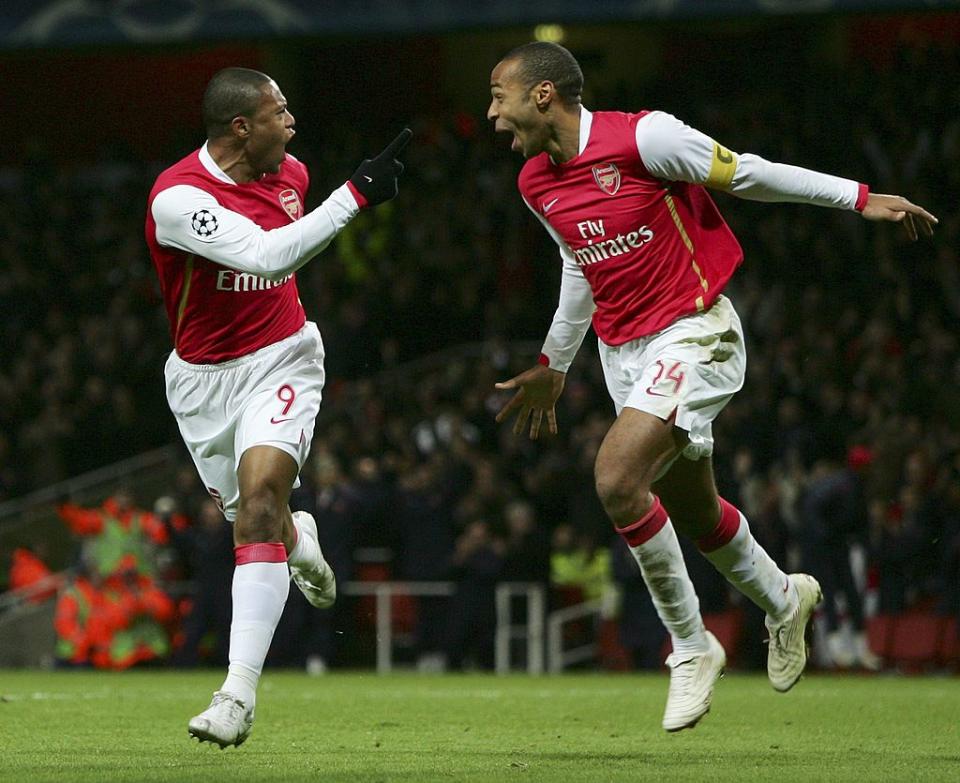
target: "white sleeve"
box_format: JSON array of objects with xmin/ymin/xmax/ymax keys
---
[
  {"xmin": 524, "ymin": 198, "xmax": 595, "ymax": 373},
  {"xmin": 151, "ymin": 183, "xmax": 360, "ymax": 281},
  {"xmin": 635, "ymin": 110, "xmax": 862, "ymax": 210},
  {"xmin": 726, "ymin": 153, "xmax": 861, "ymax": 209}
]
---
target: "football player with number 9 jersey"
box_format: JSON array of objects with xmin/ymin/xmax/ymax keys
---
[{"xmin": 146, "ymin": 67, "xmax": 411, "ymax": 747}]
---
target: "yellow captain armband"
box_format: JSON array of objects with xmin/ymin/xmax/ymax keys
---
[{"xmin": 705, "ymin": 142, "xmax": 738, "ymax": 189}]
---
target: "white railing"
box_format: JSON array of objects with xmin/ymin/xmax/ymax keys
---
[
  {"xmin": 340, "ymin": 580, "xmax": 546, "ymax": 674},
  {"xmin": 0, "ymin": 572, "xmax": 67, "ymax": 613},
  {"xmin": 495, "ymin": 582, "xmax": 546, "ymax": 675},
  {"xmin": 547, "ymin": 598, "xmax": 603, "ymax": 673},
  {"xmin": 2, "ymin": 576, "xmax": 554, "ymax": 673},
  {"xmin": 0, "ymin": 445, "xmax": 178, "ymax": 530},
  {"xmin": 0, "ymin": 595, "xmax": 57, "ymax": 668},
  {"xmin": 340, "ymin": 580, "xmax": 454, "ymax": 674}
]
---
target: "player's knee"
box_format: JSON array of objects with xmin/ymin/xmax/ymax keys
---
[
  {"xmin": 235, "ymin": 486, "xmax": 284, "ymax": 543},
  {"xmin": 595, "ymin": 467, "xmax": 651, "ymax": 521}
]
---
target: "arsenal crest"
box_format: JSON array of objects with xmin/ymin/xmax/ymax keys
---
[
  {"xmin": 278, "ymin": 188, "xmax": 303, "ymax": 219},
  {"xmin": 592, "ymin": 163, "xmax": 621, "ymax": 196}
]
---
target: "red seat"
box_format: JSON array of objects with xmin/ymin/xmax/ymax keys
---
[
  {"xmin": 659, "ymin": 608, "xmax": 744, "ymax": 667},
  {"xmin": 598, "ymin": 618, "xmax": 631, "ymax": 671},
  {"xmin": 356, "ymin": 562, "xmax": 390, "ymax": 582},
  {"xmin": 938, "ymin": 618, "xmax": 959, "ymax": 668},
  {"xmin": 552, "ymin": 585, "xmax": 586, "ymax": 609},
  {"xmin": 703, "ymin": 608, "xmax": 744, "ymax": 666},
  {"xmin": 551, "ymin": 587, "xmax": 592, "ymax": 649},
  {"xmin": 355, "ymin": 592, "xmax": 420, "ymax": 634},
  {"xmin": 353, "ymin": 563, "xmax": 416, "ymax": 635},
  {"xmin": 354, "ymin": 562, "xmax": 390, "ymax": 631},
  {"xmin": 888, "ymin": 612, "xmax": 942, "ymax": 671},
  {"xmin": 866, "ymin": 614, "xmax": 895, "ymax": 660},
  {"xmin": 390, "ymin": 594, "xmax": 419, "ymax": 635}
]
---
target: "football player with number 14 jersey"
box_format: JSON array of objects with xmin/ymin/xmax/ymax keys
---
[{"xmin": 488, "ymin": 42, "xmax": 936, "ymax": 732}]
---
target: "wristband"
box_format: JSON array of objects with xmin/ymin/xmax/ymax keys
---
[
  {"xmin": 345, "ymin": 180, "xmax": 368, "ymax": 209},
  {"xmin": 854, "ymin": 183, "xmax": 869, "ymax": 212}
]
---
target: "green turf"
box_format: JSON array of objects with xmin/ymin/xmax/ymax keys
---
[{"xmin": 0, "ymin": 671, "xmax": 957, "ymax": 782}]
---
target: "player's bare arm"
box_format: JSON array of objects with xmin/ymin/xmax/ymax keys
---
[
  {"xmin": 861, "ymin": 193, "xmax": 938, "ymax": 240},
  {"xmin": 495, "ymin": 364, "xmax": 566, "ymax": 439}
]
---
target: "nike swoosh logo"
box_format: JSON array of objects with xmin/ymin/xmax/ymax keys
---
[
  {"xmin": 270, "ymin": 416, "xmax": 294, "ymax": 424},
  {"xmin": 543, "ymin": 197, "xmax": 559, "ymax": 213},
  {"xmin": 364, "ymin": 175, "xmax": 373, "ymax": 182}
]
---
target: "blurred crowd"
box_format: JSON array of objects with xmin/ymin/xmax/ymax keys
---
[{"xmin": 1, "ymin": 36, "xmax": 959, "ymax": 669}]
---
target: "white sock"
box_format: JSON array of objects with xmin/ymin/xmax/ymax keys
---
[
  {"xmin": 628, "ymin": 521, "xmax": 709, "ymax": 657},
  {"xmin": 702, "ymin": 508, "xmax": 796, "ymax": 621},
  {"xmin": 288, "ymin": 514, "xmax": 322, "ymax": 571},
  {"xmin": 221, "ymin": 551, "xmax": 290, "ymax": 707}
]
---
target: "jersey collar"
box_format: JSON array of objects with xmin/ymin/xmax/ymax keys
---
[
  {"xmin": 549, "ymin": 107, "xmax": 592, "ymax": 166},
  {"xmin": 579, "ymin": 107, "xmax": 592, "ymax": 156},
  {"xmin": 199, "ymin": 142, "xmax": 237, "ymax": 185}
]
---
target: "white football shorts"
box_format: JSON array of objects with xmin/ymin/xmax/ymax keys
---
[
  {"xmin": 164, "ymin": 321, "xmax": 325, "ymax": 521},
  {"xmin": 598, "ymin": 295, "xmax": 746, "ymax": 461}
]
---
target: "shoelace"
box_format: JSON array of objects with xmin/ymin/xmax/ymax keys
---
[
  {"xmin": 667, "ymin": 657, "xmax": 699, "ymax": 692},
  {"xmin": 211, "ymin": 692, "xmax": 246, "ymax": 721},
  {"xmin": 765, "ymin": 620, "xmax": 799, "ymax": 662},
  {"xmin": 772, "ymin": 627, "xmax": 786, "ymax": 651}
]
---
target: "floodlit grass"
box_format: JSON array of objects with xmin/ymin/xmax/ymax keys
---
[{"xmin": 1, "ymin": 670, "xmax": 957, "ymax": 782}]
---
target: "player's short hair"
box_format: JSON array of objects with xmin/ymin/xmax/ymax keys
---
[
  {"xmin": 502, "ymin": 42, "xmax": 583, "ymax": 106},
  {"xmin": 202, "ymin": 67, "xmax": 273, "ymax": 139}
]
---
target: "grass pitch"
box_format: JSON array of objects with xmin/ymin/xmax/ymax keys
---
[{"xmin": 1, "ymin": 670, "xmax": 957, "ymax": 782}]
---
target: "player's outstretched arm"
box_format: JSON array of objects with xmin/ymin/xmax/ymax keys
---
[
  {"xmin": 634, "ymin": 112, "xmax": 940, "ymax": 239},
  {"xmin": 495, "ymin": 364, "xmax": 566, "ymax": 440},
  {"xmin": 860, "ymin": 193, "xmax": 938, "ymax": 241},
  {"xmin": 152, "ymin": 129, "xmax": 413, "ymax": 281}
]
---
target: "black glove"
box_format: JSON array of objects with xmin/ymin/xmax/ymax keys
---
[{"xmin": 348, "ymin": 128, "xmax": 412, "ymax": 207}]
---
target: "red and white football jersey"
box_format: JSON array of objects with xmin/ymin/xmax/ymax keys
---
[
  {"xmin": 522, "ymin": 109, "xmax": 866, "ymax": 371},
  {"xmin": 521, "ymin": 110, "xmax": 743, "ymax": 348},
  {"xmin": 146, "ymin": 144, "xmax": 358, "ymax": 364}
]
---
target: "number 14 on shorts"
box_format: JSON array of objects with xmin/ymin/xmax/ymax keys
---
[{"xmin": 644, "ymin": 359, "xmax": 686, "ymax": 399}]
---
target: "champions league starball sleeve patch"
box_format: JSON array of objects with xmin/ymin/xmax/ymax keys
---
[{"xmin": 190, "ymin": 209, "xmax": 219, "ymax": 238}]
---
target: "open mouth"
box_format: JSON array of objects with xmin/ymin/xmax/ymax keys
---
[{"xmin": 496, "ymin": 121, "xmax": 520, "ymax": 152}]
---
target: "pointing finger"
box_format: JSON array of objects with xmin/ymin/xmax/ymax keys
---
[{"xmin": 378, "ymin": 128, "xmax": 413, "ymax": 160}]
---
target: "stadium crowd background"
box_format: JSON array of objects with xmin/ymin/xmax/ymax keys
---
[{"xmin": 1, "ymin": 14, "xmax": 958, "ymax": 671}]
